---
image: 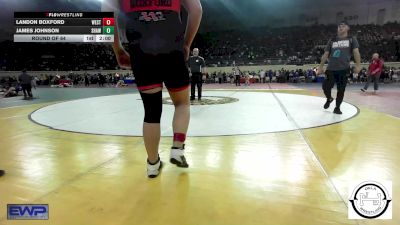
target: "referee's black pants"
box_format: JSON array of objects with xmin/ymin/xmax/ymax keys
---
[
  {"xmin": 191, "ymin": 72, "xmax": 202, "ymax": 100},
  {"xmin": 21, "ymin": 83, "xmax": 33, "ymax": 98},
  {"xmin": 235, "ymin": 75, "xmax": 241, "ymax": 86},
  {"xmin": 322, "ymin": 70, "xmax": 348, "ymax": 108}
]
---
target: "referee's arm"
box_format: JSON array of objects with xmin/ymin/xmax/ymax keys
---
[{"xmin": 201, "ymin": 57, "xmax": 207, "ymax": 74}]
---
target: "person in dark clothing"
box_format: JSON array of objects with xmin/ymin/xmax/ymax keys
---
[
  {"xmin": 98, "ymin": 74, "xmax": 105, "ymax": 87},
  {"xmin": 317, "ymin": 21, "xmax": 361, "ymax": 114},
  {"xmin": 268, "ymin": 70, "xmax": 273, "ymax": 83},
  {"xmin": 188, "ymin": 48, "xmax": 206, "ymax": 100},
  {"xmin": 0, "ymin": 170, "xmax": 5, "ymax": 177},
  {"xmin": 18, "ymin": 69, "xmax": 33, "ymax": 99},
  {"xmin": 84, "ymin": 75, "xmax": 90, "ymax": 87},
  {"xmin": 218, "ymin": 72, "xmax": 223, "ymax": 84}
]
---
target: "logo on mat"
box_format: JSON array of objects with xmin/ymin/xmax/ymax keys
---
[
  {"xmin": 163, "ymin": 96, "xmax": 239, "ymax": 106},
  {"xmin": 348, "ymin": 181, "xmax": 392, "ymax": 219},
  {"xmin": 7, "ymin": 204, "xmax": 49, "ymax": 220}
]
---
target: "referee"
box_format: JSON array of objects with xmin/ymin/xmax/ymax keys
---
[
  {"xmin": 188, "ymin": 48, "xmax": 206, "ymax": 101},
  {"xmin": 18, "ymin": 69, "xmax": 33, "ymax": 99},
  {"xmin": 233, "ymin": 66, "xmax": 242, "ymax": 86}
]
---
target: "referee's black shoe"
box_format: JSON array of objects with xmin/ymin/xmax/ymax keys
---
[
  {"xmin": 333, "ymin": 107, "xmax": 343, "ymax": 115},
  {"xmin": 324, "ymin": 98, "xmax": 334, "ymax": 109}
]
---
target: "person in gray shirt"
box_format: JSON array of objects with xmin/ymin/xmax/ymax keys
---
[
  {"xmin": 18, "ymin": 69, "xmax": 33, "ymax": 99},
  {"xmin": 317, "ymin": 21, "xmax": 361, "ymax": 114}
]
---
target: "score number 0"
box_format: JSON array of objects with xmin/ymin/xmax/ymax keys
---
[
  {"xmin": 103, "ymin": 18, "xmax": 115, "ymax": 26},
  {"xmin": 102, "ymin": 18, "xmax": 115, "ymax": 35}
]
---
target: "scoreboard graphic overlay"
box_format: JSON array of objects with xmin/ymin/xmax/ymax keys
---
[{"xmin": 14, "ymin": 12, "xmax": 115, "ymax": 43}]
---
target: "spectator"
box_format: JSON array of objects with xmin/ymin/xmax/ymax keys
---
[
  {"xmin": 361, "ymin": 53, "xmax": 383, "ymax": 94},
  {"xmin": 260, "ymin": 69, "xmax": 266, "ymax": 83}
]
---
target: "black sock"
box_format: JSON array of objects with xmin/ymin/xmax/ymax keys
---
[
  {"xmin": 147, "ymin": 155, "xmax": 160, "ymax": 165},
  {"xmin": 172, "ymin": 144, "xmax": 185, "ymax": 150}
]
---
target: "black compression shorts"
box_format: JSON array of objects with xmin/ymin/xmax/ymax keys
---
[{"xmin": 128, "ymin": 44, "xmax": 190, "ymax": 92}]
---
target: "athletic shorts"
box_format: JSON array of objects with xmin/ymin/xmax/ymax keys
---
[{"xmin": 128, "ymin": 44, "xmax": 190, "ymax": 92}]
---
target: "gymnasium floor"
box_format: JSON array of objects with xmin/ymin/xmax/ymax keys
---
[{"xmin": 0, "ymin": 83, "xmax": 399, "ymax": 225}]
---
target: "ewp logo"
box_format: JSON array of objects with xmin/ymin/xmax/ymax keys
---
[{"xmin": 7, "ymin": 204, "xmax": 49, "ymax": 220}]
